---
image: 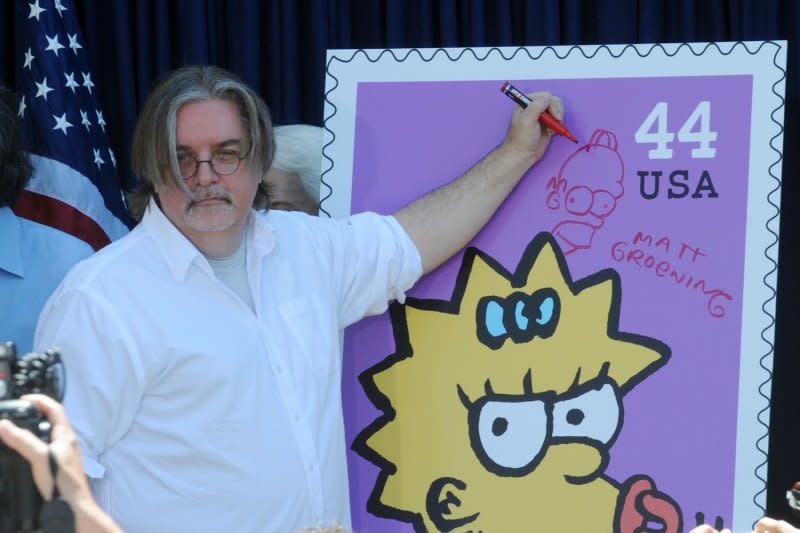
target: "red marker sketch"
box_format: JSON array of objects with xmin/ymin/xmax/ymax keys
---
[{"xmin": 546, "ymin": 129, "xmax": 624, "ymax": 255}]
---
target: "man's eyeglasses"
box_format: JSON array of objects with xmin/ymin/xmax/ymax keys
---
[{"xmin": 177, "ymin": 147, "xmax": 250, "ymax": 179}]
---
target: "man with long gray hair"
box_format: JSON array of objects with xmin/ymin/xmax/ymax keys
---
[{"xmin": 34, "ymin": 65, "xmax": 565, "ymax": 532}]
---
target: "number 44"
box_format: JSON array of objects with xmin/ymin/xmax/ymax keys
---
[{"xmin": 635, "ymin": 101, "xmax": 717, "ymax": 159}]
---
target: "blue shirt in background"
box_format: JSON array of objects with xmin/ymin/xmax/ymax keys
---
[{"xmin": 0, "ymin": 206, "xmax": 93, "ymax": 355}]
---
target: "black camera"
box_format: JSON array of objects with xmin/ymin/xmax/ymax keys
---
[{"xmin": 0, "ymin": 342, "xmax": 65, "ymax": 533}]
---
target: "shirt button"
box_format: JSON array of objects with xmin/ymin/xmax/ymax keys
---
[
  {"xmin": 294, "ymin": 414, "xmax": 300, "ymax": 422},
  {"xmin": 309, "ymin": 464, "xmax": 315, "ymax": 472},
  {"xmin": 276, "ymin": 365, "xmax": 283, "ymax": 373}
]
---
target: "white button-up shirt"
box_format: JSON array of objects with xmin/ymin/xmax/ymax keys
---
[{"xmin": 34, "ymin": 200, "xmax": 422, "ymax": 533}]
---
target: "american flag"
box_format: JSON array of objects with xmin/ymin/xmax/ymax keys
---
[{"xmin": 14, "ymin": 0, "xmax": 130, "ymax": 250}]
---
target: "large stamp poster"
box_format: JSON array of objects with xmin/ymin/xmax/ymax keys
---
[{"xmin": 323, "ymin": 42, "xmax": 786, "ymax": 533}]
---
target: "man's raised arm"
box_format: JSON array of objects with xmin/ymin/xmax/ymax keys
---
[{"xmin": 394, "ymin": 91, "xmax": 565, "ymax": 274}]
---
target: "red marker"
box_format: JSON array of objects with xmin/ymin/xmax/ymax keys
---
[{"xmin": 500, "ymin": 81, "xmax": 578, "ymax": 143}]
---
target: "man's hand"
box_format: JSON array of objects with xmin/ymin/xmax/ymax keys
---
[
  {"xmin": 0, "ymin": 394, "xmax": 123, "ymax": 532},
  {"xmin": 395, "ymin": 89, "xmax": 567, "ymax": 274},
  {"xmin": 0, "ymin": 394, "xmax": 88, "ymax": 504},
  {"xmin": 501, "ymin": 91, "xmax": 564, "ymax": 165}
]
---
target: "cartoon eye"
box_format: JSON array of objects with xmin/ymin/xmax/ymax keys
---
[
  {"xmin": 590, "ymin": 190, "xmax": 617, "ymax": 217},
  {"xmin": 564, "ymin": 185, "xmax": 593, "ymax": 215},
  {"xmin": 474, "ymin": 398, "xmax": 549, "ymax": 475},
  {"xmin": 552, "ymin": 382, "xmax": 621, "ymax": 445}
]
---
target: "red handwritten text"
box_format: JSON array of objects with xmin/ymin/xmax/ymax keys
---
[{"xmin": 611, "ymin": 232, "xmax": 733, "ymax": 318}]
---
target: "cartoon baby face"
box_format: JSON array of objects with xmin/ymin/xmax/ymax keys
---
[
  {"xmin": 547, "ymin": 129, "xmax": 625, "ymax": 254},
  {"xmin": 356, "ymin": 234, "xmax": 669, "ymax": 533}
]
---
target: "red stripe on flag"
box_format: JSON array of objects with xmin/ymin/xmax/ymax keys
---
[{"xmin": 12, "ymin": 190, "xmax": 110, "ymax": 251}]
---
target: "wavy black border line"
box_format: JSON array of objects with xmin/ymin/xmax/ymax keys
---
[
  {"xmin": 753, "ymin": 40, "xmax": 785, "ymax": 528},
  {"xmin": 322, "ymin": 41, "xmax": 786, "ymax": 527}
]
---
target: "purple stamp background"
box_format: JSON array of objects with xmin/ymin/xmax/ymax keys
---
[{"xmin": 341, "ymin": 76, "xmax": 753, "ymax": 532}]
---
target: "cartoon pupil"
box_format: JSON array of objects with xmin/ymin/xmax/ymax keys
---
[{"xmin": 355, "ymin": 233, "xmax": 684, "ymax": 533}]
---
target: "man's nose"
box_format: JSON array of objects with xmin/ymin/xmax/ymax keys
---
[{"xmin": 194, "ymin": 160, "xmax": 219, "ymax": 187}]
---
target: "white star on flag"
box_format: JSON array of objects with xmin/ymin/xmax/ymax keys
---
[
  {"xmin": 108, "ymin": 148, "xmax": 117, "ymax": 169},
  {"xmin": 23, "ymin": 48, "xmax": 35, "ymax": 70},
  {"xmin": 81, "ymin": 71, "xmax": 94, "ymax": 93},
  {"xmin": 80, "ymin": 109, "xmax": 91, "ymax": 130},
  {"xmin": 52, "ymin": 112, "xmax": 73, "ymax": 135},
  {"xmin": 64, "ymin": 72, "xmax": 79, "ymax": 93},
  {"xmin": 28, "ymin": 0, "xmax": 46, "ymax": 21},
  {"xmin": 95, "ymin": 109, "xmax": 106, "ymax": 132},
  {"xmin": 54, "ymin": 0, "xmax": 67, "ymax": 16},
  {"xmin": 44, "ymin": 34, "xmax": 65, "ymax": 56},
  {"xmin": 67, "ymin": 33, "xmax": 82, "ymax": 54},
  {"xmin": 34, "ymin": 76, "xmax": 53, "ymax": 100},
  {"xmin": 93, "ymin": 148, "xmax": 105, "ymax": 169},
  {"xmin": 15, "ymin": 0, "xmax": 131, "ymax": 250}
]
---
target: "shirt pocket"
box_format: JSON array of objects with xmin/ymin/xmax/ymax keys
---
[{"xmin": 277, "ymin": 295, "xmax": 337, "ymax": 382}]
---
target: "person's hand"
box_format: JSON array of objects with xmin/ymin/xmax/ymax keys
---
[
  {"xmin": 689, "ymin": 516, "xmax": 800, "ymax": 533},
  {"xmin": 500, "ymin": 91, "xmax": 565, "ymax": 166},
  {"xmin": 753, "ymin": 517, "xmax": 800, "ymax": 533},
  {"xmin": 0, "ymin": 394, "xmax": 92, "ymax": 507},
  {"xmin": 690, "ymin": 525, "xmax": 731, "ymax": 533}
]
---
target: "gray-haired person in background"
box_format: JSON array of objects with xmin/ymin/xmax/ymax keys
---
[{"xmin": 260, "ymin": 124, "xmax": 323, "ymax": 215}]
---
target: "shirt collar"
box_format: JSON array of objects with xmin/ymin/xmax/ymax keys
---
[
  {"xmin": 0, "ymin": 206, "xmax": 24, "ymax": 278},
  {"xmin": 141, "ymin": 198, "xmax": 276, "ymax": 281},
  {"xmin": 140, "ymin": 198, "xmax": 208, "ymax": 281},
  {"xmin": 247, "ymin": 210, "xmax": 276, "ymax": 257}
]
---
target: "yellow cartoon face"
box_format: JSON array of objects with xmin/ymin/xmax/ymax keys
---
[{"xmin": 354, "ymin": 233, "xmax": 670, "ymax": 533}]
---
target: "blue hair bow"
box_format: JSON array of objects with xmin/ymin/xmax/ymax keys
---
[{"xmin": 476, "ymin": 288, "xmax": 560, "ymax": 350}]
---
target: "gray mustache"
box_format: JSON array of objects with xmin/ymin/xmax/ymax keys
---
[{"xmin": 187, "ymin": 186, "xmax": 234, "ymax": 206}]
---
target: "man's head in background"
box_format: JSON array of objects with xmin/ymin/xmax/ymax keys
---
[
  {"xmin": 0, "ymin": 85, "xmax": 33, "ymax": 207},
  {"xmin": 264, "ymin": 124, "xmax": 323, "ymax": 215}
]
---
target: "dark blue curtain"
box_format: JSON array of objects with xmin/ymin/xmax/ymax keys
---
[{"xmin": 2, "ymin": 0, "xmax": 799, "ymax": 524}]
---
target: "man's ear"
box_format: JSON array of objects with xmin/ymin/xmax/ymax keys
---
[{"xmin": 425, "ymin": 476, "xmax": 479, "ymax": 531}]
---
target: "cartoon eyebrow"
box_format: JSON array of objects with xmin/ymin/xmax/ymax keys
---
[
  {"xmin": 457, "ymin": 384, "xmax": 473, "ymax": 409},
  {"xmin": 523, "ymin": 369, "xmax": 534, "ymax": 396},
  {"xmin": 598, "ymin": 361, "xmax": 610, "ymax": 382},
  {"xmin": 564, "ymin": 362, "xmax": 613, "ymax": 398},
  {"xmin": 459, "ymin": 371, "xmax": 539, "ymax": 408},
  {"xmin": 569, "ymin": 367, "xmax": 582, "ymax": 391}
]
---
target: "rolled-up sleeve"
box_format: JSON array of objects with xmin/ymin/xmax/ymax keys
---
[{"xmin": 329, "ymin": 212, "xmax": 422, "ymax": 327}]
